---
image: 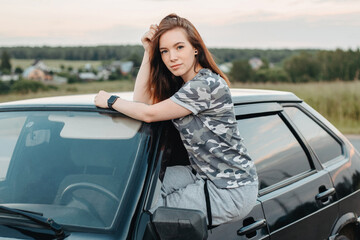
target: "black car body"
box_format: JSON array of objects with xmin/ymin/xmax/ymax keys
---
[{"xmin": 0, "ymin": 89, "xmax": 359, "ymax": 240}]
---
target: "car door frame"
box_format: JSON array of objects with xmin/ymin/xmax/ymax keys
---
[
  {"xmin": 262, "ymin": 102, "xmax": 340, "ymax": 239},
  {"xmin": 282, "ymin": 102, "xmax": 360, "ymax": 239},
  {"xmin": 230, "ymin": 101, "xmax": 338, "ymax": 239}
]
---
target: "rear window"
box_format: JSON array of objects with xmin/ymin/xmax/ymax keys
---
[
  {"xmin": 284, "ymin": 107, "xmax": 343, "ymax": 164},
  {"xmin": 237, "ymin": 114, "xmax": 311, "ymax": 190}
]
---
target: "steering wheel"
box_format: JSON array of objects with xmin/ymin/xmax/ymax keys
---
[{"xmin": 58, "ymin": 182, "xmax": 120, "ymax": 205}]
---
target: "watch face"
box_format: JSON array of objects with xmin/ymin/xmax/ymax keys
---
[
  {"xmin": 108, "ymin": 95, "xmax": 118, "ymax": 108},
  {"xmin": 109, "ymin": 96, "xmax": 116, "ymax": 103}
]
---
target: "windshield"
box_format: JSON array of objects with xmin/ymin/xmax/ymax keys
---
[{"xmin": 0, "ymin": 111, "xmax": 142, "ymax": 229}]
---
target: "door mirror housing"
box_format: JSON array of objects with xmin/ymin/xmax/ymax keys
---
[{"xmin": 152, "ymin": 207, "xmax": 208, "ymax": 240}]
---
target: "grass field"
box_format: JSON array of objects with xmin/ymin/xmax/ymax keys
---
[
  {"xmin": 0, "ymin": 79, "xmax": 359, "ymax": 134},
  {"xmin": 0, "ymin": 80, "xmax": 134, "ymax": 102},
  {"xmin": 232, "ymin": 80, "xmax": 360, "ymax": 134}
]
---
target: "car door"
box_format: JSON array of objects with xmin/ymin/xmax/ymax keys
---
[
  {"xmin": 207, "ymin": 201, "xmax": 269, "ymax": 240},
  {"xmin": 282, "ymin": 104, "xmax": 360, "ymax": 233},
  {"xmin": 233, "ymin": 103, "xmax": 338, "ymax": 240}
]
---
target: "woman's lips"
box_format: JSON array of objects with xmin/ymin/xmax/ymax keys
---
[{"xmin": 171, "ymin": 64, "xmax": 182, "ymax": 70}]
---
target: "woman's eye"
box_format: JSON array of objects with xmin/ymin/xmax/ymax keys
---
[
  {"xmin": 177, "ymin": 46, "xmax": 184, "ymax": 50},
  {"xmin": 160, "ymin": 50, "xmax": 168, "ymax": 54}
]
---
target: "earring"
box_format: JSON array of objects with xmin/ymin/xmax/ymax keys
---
[{"xmin": 195, "ymin": 50, "xmax": 198, "ymax": 55}]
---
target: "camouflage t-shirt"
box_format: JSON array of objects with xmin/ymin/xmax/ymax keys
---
[{"xmin": 170, "ymin": 68, "xmax": 258, "ymax": 189}]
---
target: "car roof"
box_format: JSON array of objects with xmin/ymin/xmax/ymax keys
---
[
  {"xmin": 0, "ymin": 88, "xmax": 301, "ymax": 110},
  {"xmin": 230, "ymin": 88, "xmax": 300, "ymax": 104}
]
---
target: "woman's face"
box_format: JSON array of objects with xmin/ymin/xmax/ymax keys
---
[{"xmin": 159, "ymin": 28, "xmax": 199, "ymax": 82}]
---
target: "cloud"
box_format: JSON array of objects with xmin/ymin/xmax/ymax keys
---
[
  {"xmin": 0, "ymin": 25, "xmax": 144, "ymax": 47},
  {"xmin": 197, "ymin": 12, "xmax": 360, "ymax": 49},
  {"xmin": 0, "ymin": 0, "xmax": 359, "ymax": 48}
]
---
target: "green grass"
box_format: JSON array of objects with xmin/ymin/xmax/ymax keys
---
[
  {"xmin": 0, "ymin": 80, "xmax": 135, "ymax": 102},
  {"xmin": 0, "ymin": 79, "xmax": 359, "ymax": 134}
]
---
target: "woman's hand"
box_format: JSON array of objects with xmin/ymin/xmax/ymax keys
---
[
  {"xmin": 94, "ymin": 90, "xmax": 111, "ymax": 108},
  {"xmin": 141, "ymin": 24, "xmax": 158, "ymax": 53}
]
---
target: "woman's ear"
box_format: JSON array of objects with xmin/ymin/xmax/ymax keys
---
[{"xmin": 194, "ymin": 50, "xmax": 198, "ymax": 55}]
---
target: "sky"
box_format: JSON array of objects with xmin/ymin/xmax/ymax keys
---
[{"xmin": 1, "ymin": 0, "xmax": 360, "ymax": 49}]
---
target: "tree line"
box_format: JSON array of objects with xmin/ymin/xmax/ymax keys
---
[
  {"xmin": 230, "ymin": 48, "xmax": 360, "ymax": 82},
  {"xmin": 0, "ymin": 45, "xmax": 315, "ymax": 64},
  {"xmin": 1, "ymin": 46, "xmax": 359, "ymax": 83},
  {"xmin": 0, "ymin": 45, "xmax": 144, "ymax": 62}
]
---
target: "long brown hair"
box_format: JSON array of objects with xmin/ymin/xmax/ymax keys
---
[{"xmin": 148, "ymin": 13, "xmax": 230, "ymax": 103}]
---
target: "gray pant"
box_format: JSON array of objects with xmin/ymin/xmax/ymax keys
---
[{"xmin": 153, "ymin": 165, "xmax": 258, "ymax": 225}]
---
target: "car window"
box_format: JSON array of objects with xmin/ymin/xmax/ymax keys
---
[
  {"xmin": 284, "ymin": 107, "xmax": 342, "ymax": 164},
  {"xmin": 237, "ymin": 114, "xmax": 311, "ymax": 190},
  {"xmin": 0, "ymin": 115, "xmax": 26, "ymax": 180}
]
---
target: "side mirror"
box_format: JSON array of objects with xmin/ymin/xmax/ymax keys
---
[{"xmin": 152, "ymin": 207, "xmax": 208, "ymax": 240}]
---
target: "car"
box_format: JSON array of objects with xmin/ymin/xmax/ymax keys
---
[{"xmin": 0, "ymin": 89, "xmax": 359, "ymax": 240}]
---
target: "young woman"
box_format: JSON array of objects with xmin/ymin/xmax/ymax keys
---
[{"xmin": 94, "ymin": 14, "xmax": 258, "ymax": 226}]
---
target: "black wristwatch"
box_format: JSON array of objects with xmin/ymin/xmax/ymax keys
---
[{"xmin": 107, "ymin": 95, "xmax": 119, "ymax": 109}]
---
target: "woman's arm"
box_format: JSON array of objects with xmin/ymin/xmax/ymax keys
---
[
  {"xmin": 133, "ymin": 24, "xmax": 158, "ymax": 104},
  {"xmin": 94, "ymin": 90, "xmax": 191, "ymax": 123},
  {"xmin": 132, "ymin": 51, "xmax": 152, "ymax": 104}
]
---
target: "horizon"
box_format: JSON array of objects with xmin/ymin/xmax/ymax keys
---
[
  {"xmin": 0, "ymin": 44, "xmax": 356, "ymax": 51},
  {"xmin": 1, "ymin": 0, "xmax": 360, "ymax": 50}
]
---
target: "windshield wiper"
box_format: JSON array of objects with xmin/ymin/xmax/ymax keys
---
[{"xmin": 0, "ymin": 205, "xmax": 66, "ymax": 239}]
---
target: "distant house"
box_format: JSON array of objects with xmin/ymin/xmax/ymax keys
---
[
  {"xmin": 22, "ymin": 60, "xmax": 53, "ymax": 82},
  {"xmin": 219, "ymin": 62, "xmax": 233, "ymax": 74},
  {"xmin": 119, "ymin": 61, "xmax": 134, "ymax": 75},
  {"xmin": 22, "ymin": 66, "xmax": 51, "ymax": 82},
  {"xmin": 110, "ymin": 61, "xmax": 134, "ymax": 75},
  {"xmin": 0, "ymin": 74, "xmax": 19, "ymax": 82},
  {"xmin": 33, "ymin": 59, "xmax": 50, "ymax": 72},
  {"xmin": 248, "ymin": 57, "xmax": 263, "ymax": 70},
  {"xmin": 52, "ymin": 75, "xmax": 67, "ymax": 85},
  {"xmin": 97, "ymin": 69, "xmax": 111, "ymax": 80},
  {"xmin": 79, "ymin": 72, "xmax": 97, "ymax": 82},
  {"xmin": 84, "ymin": 63, "xmax": 92, "ymax": 71}
]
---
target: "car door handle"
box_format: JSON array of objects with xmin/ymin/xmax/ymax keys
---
[
  {"xmin": 315, "ymin": 187, "xmax": 336, "ymax": 201},
  {"xmin": 237, "ymin": 219, "xmax": 267, "ymax": 236}
]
